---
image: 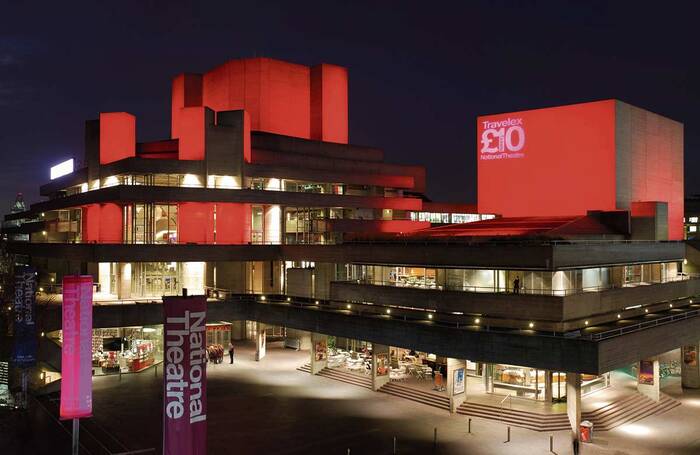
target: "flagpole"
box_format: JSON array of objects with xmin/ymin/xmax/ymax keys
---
[{"xmin": 72, "ymin": 418, "xmax": 80, "ymax": 455}]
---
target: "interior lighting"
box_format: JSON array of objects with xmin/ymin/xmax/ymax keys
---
[
  {"xmin": 50, "ymin": 277, "xmax": 55, "ymax": 282},
  {"xmin": 346, "ymin": 304, "xmax": 352, "ymax": 309},
  {"xmin": 386, "ymin": 309, "xmax": 391, "ymax": 314},
  {"xmin": 691, "ymin": 299, "xmax": 694, "ymax": 304},
  {"xmin": 428, "ymin": 314, "xmax": 433, "ymax": 319},
  {"xmin": 584, "ymin": 320, "xmax": 589, "ymax": 326},
  {"xmin": 142, "ymin": 327, "xmax": 156, "ymax": 333},
  {"xmin": 7, "ymin": 306, "xmax": 11, "ymax": 311},
  {"xmin": 41, "ymin": 332, "xmax": 45, "ymax": 337},
  {"xmin": 183, "ymin": 174, "xmax": 201, "ymax": 187},
  {"xmin": 617, "ymin": 314, "xmax": 621, "ymax": 319},
  {"xmin": 528, "ymin": 322, "xmax": 534, "ymax": 329},
  {"xmin": 625, "ymin": 305, "xmax": 641, "ymax": 310},
  {"xmin": 39, "ymin": 287, "xmax": 44, "ymax": 292},
  {"xmin": 315, "ymin": 300, "xmax": 319, "ymax": 305},
  {"xmin": 645, "ymin": 309, "xmax": 649, "ymax": 313},
  {"xmin": 260, "ymin": 295, "xmax": 266, "ymax": 301},
  {"xmin": 42, "ymin": 231, "xmax": 47, "ymax": 236},
  {"xmin": 286, "ymin": 297, "xmax": 291, "ymax": 302},
  {"xmin": 670, "ymin": 303, "xmax": 673, "ymax": 308},
  {"xmin": 474, "ymin": 318, "xmax": 481, "ymax": 324}
]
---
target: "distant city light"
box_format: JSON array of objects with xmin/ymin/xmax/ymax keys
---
[{"xmin": 50, "ymin": 159, "xmax": 74, "ymax": 180}]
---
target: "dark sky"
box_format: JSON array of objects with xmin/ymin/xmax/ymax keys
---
[{"xmin": 0, "ymin": 1, "xmax": 697, "ymax": 207}]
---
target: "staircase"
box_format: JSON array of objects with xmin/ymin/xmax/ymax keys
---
[
  {"xmin": 297, "ymin": 364, "xmax": 373, "ymax": 389},
  {"xmin": 378, "ymin": 382, "xmax": 450, "ymax": 412},
  {"xmin": 457, "ymin": 392, "xmax": 681, "ymax": 432}
]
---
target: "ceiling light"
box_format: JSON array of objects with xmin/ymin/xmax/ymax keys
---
[
  {"xmin": 528, "ymin": 322, "xmax": 534, "ymax": 329},
  {"xmin": 474, "ymin": 318, "xmax": 480, "ymax": 324}
]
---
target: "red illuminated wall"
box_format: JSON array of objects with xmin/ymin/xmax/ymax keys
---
[
  {"xmin": 178, "ymin": 203, "xmax": 215, "ymax": 244},
  {"xmin": 82, "ymin": 204, "xmax": 122, "ymax": 243},
  {"xmin": 177, "ymin": 107, "xmax": 206, "ymax": 160},
  {"xmin": 477, "ymin": 100, "xmax": 617, "ymax": 218},
  {"xmin": 99, "ymin": 113, "xmax": 136, "ymax": 164},
  {"xmin": 171, "ymin": 74, "xmax": 203, "ymax": 139},
  {"xmin": 476, "ymin": 100, "xmax": 684, "ymax": 239},
  {"xmin": 178, "ymin": 203, "xmax": 251, "ymax": 244},
  {"xmin": 216, "ymin": 203, "xmax": 251, "ymax": 244},
  {"xmin": 311, "ymin": 64, "xmax": 348, "ymax": 143},
  {"xmin": 171, "ymin": 57, "xmax": 348, "ymax": 143}
]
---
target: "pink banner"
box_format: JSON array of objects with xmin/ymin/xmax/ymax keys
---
[
  {"xmin": 60, "ymin": 275, "xmax": 93, "ymax": 419},
  {"xmin": 163, "ymin": 296, "xmax": 207, "ymax": 455}
]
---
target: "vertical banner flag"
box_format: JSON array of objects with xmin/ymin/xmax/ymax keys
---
[
  {"xmin": 12, "ymin": 266, "xmax": 37, "ymax": 368},
  {"xmin": 60, "ymin": 275, "xmax": 93, "ymax": 419},
  {"xmin": 163, "ymin": 296, "xmax": 207, "ymax": 455}
]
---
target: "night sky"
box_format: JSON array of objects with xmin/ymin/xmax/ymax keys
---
[{"xmin": 0, "ymin": 1, "xmax": 697, "ymax": 207}]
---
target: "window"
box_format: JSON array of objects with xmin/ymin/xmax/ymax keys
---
[
  {"xmin": 690, "ymin": 217, "xmax": 699, "ymax": 223},
  {"xmin": 690, "ymin": 226, "xmax": 697, "ymax": 233}
]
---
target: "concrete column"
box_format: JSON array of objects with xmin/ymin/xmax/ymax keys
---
[
  {"xmin": 566, "ymin": 373, "xmax": 581, "ymax": 437},
  {"xmin": 372, "ymin": 344, "xmax": 390, "ymax": 391},
  {"xmin": 483, "ymin": 363, "xmax": 494, "ymax": 393},
  {"xmin": 637, "ymin": 359, "xmax": 661, "ymax": 401},
  {"xmin": 681, "ymin": 343, "xmax": 700, "ymax": 388},
  {"xmin": 255, "ymin": 322, "xmax": 267, "ymax": 361},
  {"xmin": 98, "ymin": 262, "xmax": 111, "ymax": 295},
  {"xmin": 117, "ymin": 262, "xmax": 131, "ymax": 299},
  {"xmin": 446, "ymin": 358, "xmax": 467, "ymax": 413},
  {"xmin": 310, "ymin": 333, "xmax": 328, "ymax": 375},
  {"xmin": 230, "ymin": 321, "xmax": 246, "ymax": 341},
  {"xmin": 544, "ymin": 370, "xmax": 553, "ymax": 403}
]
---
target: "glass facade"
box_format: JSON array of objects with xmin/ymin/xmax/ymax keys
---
[
  {"xmin": 346, "ymin": 262, "xmax": 681, "ymax": 296},
  {"xmin": 50, "ymin": 325, "xmax": 164, "ymax": 376}
]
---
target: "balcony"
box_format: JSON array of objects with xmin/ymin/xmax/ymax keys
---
[{"xmin": 330, "ymin": 277, "xmax": 700, "ymax": 331}]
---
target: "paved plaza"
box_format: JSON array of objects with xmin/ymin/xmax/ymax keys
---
[{"xmin": 3, "ymin": 342, "xmax": 700, "ymax": 454}]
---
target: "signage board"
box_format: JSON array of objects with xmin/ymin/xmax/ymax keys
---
[
  {"xmin": 60, "ymin": 275, "xmax": 93, "ymax": 419},
  {"xmin": 163, "ymin": 296, "xmax": 207, "ymax": 455},
  {"xmin": 12, "ymin": 266, "xmax": 37, "ymax": 368}
]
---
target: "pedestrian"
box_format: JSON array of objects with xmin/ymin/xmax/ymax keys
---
[
  {"xmin": 513, "ymin": 276, "xmax": 521, "ymax": 294},
  {"xmin": 572, "ymin": 435, "xmax": 580, "ymax": 455},
  {"xmin": 228, "ymin": 342, "xmax": 235, "ymax": 364}
]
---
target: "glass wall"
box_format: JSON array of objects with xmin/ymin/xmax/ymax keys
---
[
  {"xmin": 123, "ymin": 203, "xmax": 178, "ymax": 244},
  {"xmin": 97, "ymin": 262, "xmax": 204, "ymax": 299},
  {"xmin": 346, "ymin": 262, "xmax": 681, "ymax": 296},
  {"xmin": 50, "ymin": 325, "xmax": 163, "ymax": 376}
]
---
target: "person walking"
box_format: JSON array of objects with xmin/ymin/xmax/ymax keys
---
[{"xmin": 228, "ymin": 342, "xmax": 235, "ymax": 364}]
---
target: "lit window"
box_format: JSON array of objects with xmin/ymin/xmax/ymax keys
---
[
  {"xmin": 691, "ymin": 217, "xmax": 699, "ymax": 223},
  {"xmin": 690, "ymin": 226, "xmax": 697, "ymax": 233}
]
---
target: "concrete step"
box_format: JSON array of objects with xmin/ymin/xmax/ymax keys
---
[
  {"xmin": 317, "ymin": 368, "xmax": 373, "ymax": 389},
  {"xmin": 457, "ymin": 392, "xmax": 683, "ymax": 432},
  {"xmin": 379, "ymin": 382, "xmax": 450, "ymax": 411},
  {"xmin": 298, "ymin": 363, "xmax": 373, "ymax": 389},
  {"xmin": 457, "ymin": 403, "xmax": 570, "ymax": 431},
  {"xmin": 589, "ymin": 393, "xmax": 681, "ymax": 431}
]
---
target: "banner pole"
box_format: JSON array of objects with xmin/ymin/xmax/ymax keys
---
[{"xmin": 72, "ymin": 418, "xmax": 80, "ymax": 455}]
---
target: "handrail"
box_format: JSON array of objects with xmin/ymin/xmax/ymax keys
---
[
  {"xmin": 589, "ymin": 308, "xmax": 700, "ymax": 340},
  {"xmin": 499, "ymin": 393, "xmax": 513, "ymax": 421}
]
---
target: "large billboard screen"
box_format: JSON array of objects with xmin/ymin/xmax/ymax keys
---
[{"xmin": 477, "ymin": 100, "xmax": 617, "ymax": 218}]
